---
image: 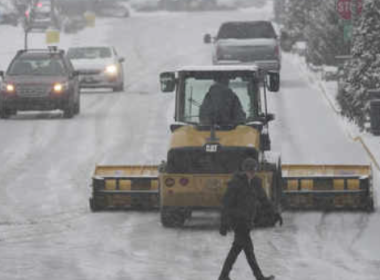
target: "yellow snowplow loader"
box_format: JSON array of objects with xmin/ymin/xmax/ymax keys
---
[{"xmin": 89, "ymin": 66, "xmax": 374, "ymax": 227}]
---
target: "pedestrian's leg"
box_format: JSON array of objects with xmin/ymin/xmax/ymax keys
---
[
  {"xmin": 219, "ymin": 233, "xmax": 243, "ymax": 279},
  {"xmin": 243, "ymin": 235, "xmax": 265, "ymax": 279}
]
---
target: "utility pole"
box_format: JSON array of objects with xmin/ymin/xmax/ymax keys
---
[{"xmin": 50, "ymin": 0, "xmax": 58, "ymax": 28}]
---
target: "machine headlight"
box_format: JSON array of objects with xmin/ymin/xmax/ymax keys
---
[{"xmin": 105, "ymin": 65, "xmax": 118, "ymax": 75}]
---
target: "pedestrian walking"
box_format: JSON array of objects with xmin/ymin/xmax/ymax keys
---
[{"xmin": 218, "ymin": 157, "xmax": 283, "ymax": 280}]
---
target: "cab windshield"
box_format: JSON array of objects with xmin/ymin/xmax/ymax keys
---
[{"xmin": 179, "ymin": 72, "xmax": 258, "ymax": 125}]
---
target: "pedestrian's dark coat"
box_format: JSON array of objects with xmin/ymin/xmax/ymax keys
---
[
  {"xmin": 199, "ymin": 83, "xmax": 246, "ymax": 125},
  {"xmin": 220, "ymin": 172, "xmax": 275, "ymax": 230}
]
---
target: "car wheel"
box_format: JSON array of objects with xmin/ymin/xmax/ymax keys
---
[
  {"xmin": 63, "ymin": 97, "xmax": 75, "ymax": 118},
  {"xmin": 113, "ymin": 82, "xmax": 124, "ymax": 92},
  {"xmin": 74, "ymin": 95, "xmax": 80, "ymax": 115},
  {"xmin": 0, "ymin": 108, "xmax": 12, "ymax": 119},
  {"xmin": 271, "ymin": 73, "xmax": 281, "ymax": 92},
  {"xmin": 122, "ymin": 9, "xmax": 130, "ymax": 18}
]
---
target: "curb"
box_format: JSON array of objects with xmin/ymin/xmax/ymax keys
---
[
  {"xmin": 314, "ymin": 70, "xmax": 380, "ymax": 172},
  {"xmin": 292, "ymin": 53, "xmax": 380, "ymax": 172}
]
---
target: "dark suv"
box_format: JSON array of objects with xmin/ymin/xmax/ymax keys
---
[{"xmin": 0, "ymin": 48, "xmax": 80, "ymax": 119}]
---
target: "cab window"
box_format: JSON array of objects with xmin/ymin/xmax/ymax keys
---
[{"xmin": 180, "ymin": 74, "xmax": 257, "ymax": 124}]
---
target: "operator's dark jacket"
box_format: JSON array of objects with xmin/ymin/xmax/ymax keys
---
[
  {"xmin": 220, "ymin": 172, "xmax": 275, "ymax": 230},
  {"xmin": 199, "ymin": 83, "xmax": 246, "ymax": 125}
]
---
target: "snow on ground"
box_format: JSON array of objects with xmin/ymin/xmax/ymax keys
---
[{"xmin": 0, "ymin": 1, "xmax": 379, "ymax": 280}]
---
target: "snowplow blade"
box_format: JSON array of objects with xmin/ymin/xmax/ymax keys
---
[
  {"xmin": 89, "ymin": 165, "xmax": 159, "ymax": 211},
  {"xmin": 281, "ymin": 165, "xmax": 374, "ymax": 211}
]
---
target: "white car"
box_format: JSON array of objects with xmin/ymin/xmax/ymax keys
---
[{"xmin": 67, "ymin": 46, "xmax": 125, "ymax": 92}]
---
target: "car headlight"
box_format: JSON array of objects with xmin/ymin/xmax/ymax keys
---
[
  {"xmin": 105, "ymin": 65, "xmax": 118, "ymax": 75},
  {"xmin": 1, "ymin": 83, "xmax": 15, "ymax": 93},
  {"xmin": 52, "ymin": 82, "xmax": 68, "ymax": 94}
]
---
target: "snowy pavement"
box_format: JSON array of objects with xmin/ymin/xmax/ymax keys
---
[{"xmin": 0, "ymin": 2, "xmax": 379, "ymax": 280}]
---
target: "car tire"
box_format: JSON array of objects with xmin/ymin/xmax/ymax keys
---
[
  {"xmin": 113, "ymin": 82, "xmax": 124, "ymax": 92},
  {"xmin": 0, "ymin": 107, "xmax": 14, "ymax": 119},
  {"xmin": 271, "ymin": 73, "xmax": 281, "ymax": 92},
  {"xmin": 63, "ymin": 97, "xmax": 75, "ymax": 119},
  {"xmin": 74, "ymin": 95, "xmax": 80, "ymax": 115}
]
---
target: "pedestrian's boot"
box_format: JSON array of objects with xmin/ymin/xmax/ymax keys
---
[{"xmin": 218, "ymin": 276, "xmax": 232, "ymax": 280}]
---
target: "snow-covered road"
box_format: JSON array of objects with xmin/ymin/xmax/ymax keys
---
[{"xmin": 0, "ymin": 2, "xmax": 379, "ymax": 280}]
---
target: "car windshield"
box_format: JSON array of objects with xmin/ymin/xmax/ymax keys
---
[
  {"xmin": 180, "ymin": 73, "xmax": 257, "ymax": 124},
  {"xmin": 7, "ymin": 57, "xmax": 66, "ymax": 76},
  {"xmin": 67, "ymin": 47, "xmax": 112, "ymax": 59},
  {"xmin": 217, "ymin": 22, "xmax": 276, "ymax": 39}
]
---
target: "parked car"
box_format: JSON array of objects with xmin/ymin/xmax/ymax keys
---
[
  {"xmin": 130, "ymin": 0, "xmax": 160, "ymax": 11},
  {"xmin": 93, "ymin": 0, "xmax": 131, "ymax": 18},
  {"xmin": 204, "ymin": 20, "xmax": 281, "ymax": 91},
  {"xmin": 0, "ymin": 0, "xmax": 19, "ymax": 26},
  {"xmin": 161, "ymin": 0, "xmax": 218, "ymax": 11},
  {"xmin": 0, "ymin": 48, "xmax": 81, "ymax": 119},
  {"xmin": 62, "ymin": 14, "xmax": 87, "ymax": 33},
  {"xmin": 67, "ymin": 46, "xmax": 125, "ymax": 92}
]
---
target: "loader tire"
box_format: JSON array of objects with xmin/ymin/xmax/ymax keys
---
[
  {"xmin": 255, "ymin": 154, "xmax": 282, "ymax": 227},
  {"xmin": 161, "ymin": 207, "xmax": 186, "ymax": 228},
  {"xmin": 89, "ymin": 197, "xmax": 103, "ymax": 212}
]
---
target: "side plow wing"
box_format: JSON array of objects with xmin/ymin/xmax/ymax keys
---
[
  {"xmin": 281, "ymin": 165, "xmax": 374, "ymax": 211},
  {"xmin": 89, "ymin": 165, "xmax": 160, "ymax": 211}
]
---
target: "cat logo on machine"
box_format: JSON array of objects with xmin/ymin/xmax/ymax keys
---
[{"xmin": 205, "ymin": 144, "xmax": 218, "ymax": 153}]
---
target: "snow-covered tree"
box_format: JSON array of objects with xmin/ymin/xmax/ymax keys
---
[
  {"xmin": 274, "ymin": 0, "xmax": 286, "ymax": 24},
  {"xmin": 337, "ymin": 0, "xmax": 380, "ymax": 128},
  {"xmin": 281, "ymin": 0, "xmax": 319, "ymax": 51},
  {"xmin": 305, "ymin": 0, "xmax": 350, "ymax": 66},
  {"xmin": 283, "ymin": 0, "xmax": 309, "ymax": 40}
]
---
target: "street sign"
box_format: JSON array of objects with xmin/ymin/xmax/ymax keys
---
[
  {"xmin": 337, "ymin": 0, "xmax": 352, "ymax": 20},
  {"xmin": 343, "ymin": 23, "xmax": 353, "ymax": 42},
  {"xmin": 337, "ymin": 0, "xmax": 363, "ymax": 20},
  {"xmin": 46, "ymin": 29, "xmax": 60, "ymax": 44},
  {"xmin": 356, "ymin": 0, "xmax": 363, "ymax": 15}
]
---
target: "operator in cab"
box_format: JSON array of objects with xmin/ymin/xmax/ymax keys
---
[{"xmin": 199, "ymin": 75, "xmax": 246, "ymax": 126}]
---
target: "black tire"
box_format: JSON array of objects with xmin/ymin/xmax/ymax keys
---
[
  {"xmin": 63, "ymin": 98, "xmax": 75, "ymax": 119},
  {"xmin": 112, "ymin": 82, "xmax": 124, "ymax": 92},
  {"xmin": 89, "ymin": 198, "xmax": 102, "ymax": 212},
  {"xmin": 74, "ymin": 96, "xmax": 80, "ymax": 115},
  {"xmin": 122, "ymin": 9, "xmax": 130, "ymax": 17},
  {"xmin": 0, "ymin": 107, "xmax": 13, "ymax": 119},
  {"xmin": 271, "ymin": 73, "xmax": 280, "ymax": 92},
  {"xmin": 254, "ymin": 154, "xmax": 282, "ymax": 227},
  {"xmin": 161, "ymin": 207, "xmax": 186, "ymax": 228}
]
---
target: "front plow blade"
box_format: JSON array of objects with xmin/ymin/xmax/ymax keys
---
[
  {"xmin": 89, "ymin": 165, "xmax": 160, "ymax": 211},
  {"xmin": 281, "ymin": 165, "xmax": 374, "ymax": 211}
]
